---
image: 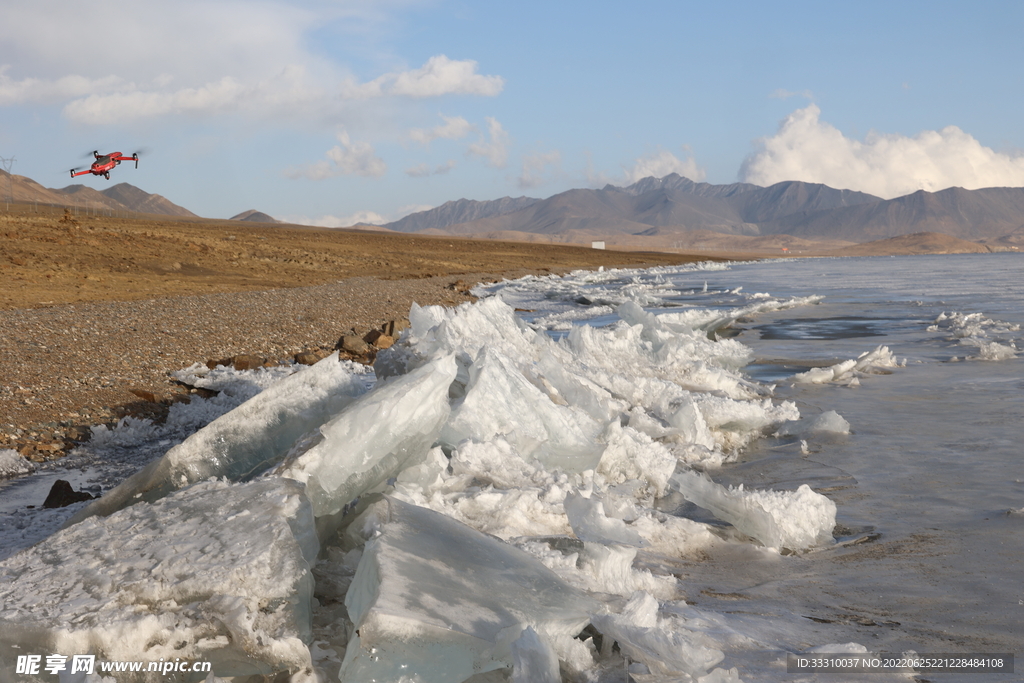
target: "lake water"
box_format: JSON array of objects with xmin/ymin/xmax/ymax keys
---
[
  {"xmin": 488, "ymin": 252, "xmax": 1024, "ymax": 678},
  {"xmin": 1, "ymin": 253, "xmax": 1021, "ymax": 682}
]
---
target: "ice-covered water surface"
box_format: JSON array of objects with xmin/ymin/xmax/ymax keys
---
[{"xmin": 1, "ymin": 254, "xmax": 1021, "ymax": 682}]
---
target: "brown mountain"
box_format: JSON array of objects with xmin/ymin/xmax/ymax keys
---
[
  {"xmin": 763, "ymin": 187, "xmax": 1024, "ymax": 241},
  {"xmin": 829, "ymin": 232, "xmax": 991, "ymax": 256},
  {"xmin": 230, "ymin": 209, "xmax": 280, "ymax": 223},
  {"xmin": 98, "ymin": 183, "xmax": 196, "ymax": 217},
  {"xmin": 1, "ymin": 170, "xmax": 195, "ymax": 217},
  {"xmin": 387, "ymin": 174, "xmax": 1024, "ymax": 244}
]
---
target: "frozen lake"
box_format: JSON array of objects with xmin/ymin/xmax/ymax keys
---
[{"xmin": 1, "ymin": 253, "xmax": 1021, "ymax": 682}]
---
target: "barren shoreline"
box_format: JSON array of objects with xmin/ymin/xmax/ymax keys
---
[{"xmin": 1, "ymin": 208, "xmax": 721, "ymax": 459}]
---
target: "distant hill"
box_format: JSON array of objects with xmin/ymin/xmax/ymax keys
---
[
  {"xmin": 230, "ymin": 209, "xmax": 279, "ymax": 223},
  {"xmin": 829, "ymin": 232, "xmax": 991, "ymax": 256},
  {"xmin": 99, "ymin": 183, "xmax": 196, "ymax": 217},
  {"xmin": 385, "ymin": 196, "xmax": 541, "ymax": 233},
  {"xmin": 385, "ymin": 173, "xmax": 1024, "ymax": 244},
  {"xmin": 0, "ymin": 169, "xmax": 195, "ymax": 217}
]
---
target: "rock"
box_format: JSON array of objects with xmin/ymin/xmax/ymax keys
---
[
  {"xmin": 382, "ymin": 319, "xmax": 409, "ymax": 338},
  {"xmin": 338, "ymin": 335, "xmax": 371, "ymax": 356},
  {"xmin": 42, "ymin": 480, "xmax": 95, "ymax": 508},
  {"xmin": 129, "ymin": 388, "xmax": 159, "ymax": 403},
  {"xmin": 294, "ymin": 352, "xmax": 319, "ymax": 366},
  {"xmin": 362, "ymin": 330, "xmax": 395, "ymax": 349},
  {"xmin": 232, "ymin": 354, "xmax": 264, "ymax": 371}
]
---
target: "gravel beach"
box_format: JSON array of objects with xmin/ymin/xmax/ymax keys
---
[
  {"xmin": 1, "ymin": 271, "xmax": 518, "ymax": 458},
  {"xmin": 1, "ymin": 208, "xmax": 711, "ymax": 459}
]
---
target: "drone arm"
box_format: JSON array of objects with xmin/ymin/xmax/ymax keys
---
[
  {"xmin": 111, "ymin": 154, "xmax": 140, "ymax": 168},
  {"xmin": 70, "ymin": 169, "xmax": 92, "ymax": 178}
]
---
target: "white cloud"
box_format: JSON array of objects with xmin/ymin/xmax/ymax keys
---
[
  {"xmin": 1, "ymin": 5, "xmax": 500, "ymax": 128},
  {"xmin": 286, "ymin": 131, "xmax": 387, "ymax": 180},
  {"xmin": 406, "ymin": 159, "xmax": 456, "ymax": 177},
  {"xmin": 0, "ymin": 67, "xmax": 125, "ymax": 106},
  {"xmin": 769, "ymin": 88, "xmax": 814, "ymax": 100},
  {"xmin": 342, "ymin": 55, "xmax": 504, "ymax": 99},
  {"xmin": 280, "ymin": 210, "xmax": 388, "ymax": 228},
  {"xmin": 409, "ymin": 114, "xmax": 473, "ymax": 145},
  {"xmin": 741, "ymin": 104, "xmax": 1024, "ymax": 198},
  {"xmin": 518, "ymin": 150, "xmax": 562, "ymax": 189},
  {"xmin": 623, "ymin": 149, "xmax": 706, "ymax": 184},
  {"xmin": 466, "ymin": 117, "xmax": 510, "ymax": 168}
]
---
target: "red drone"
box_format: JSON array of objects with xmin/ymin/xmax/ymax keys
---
[{"xmin": 70, "ymin": 151, "xmax": 139, "ymax": 180}]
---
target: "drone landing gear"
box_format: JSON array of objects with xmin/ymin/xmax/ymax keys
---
[{"xmin": 104, "ymin": 171, "xmax": 110, "ymax": 180}]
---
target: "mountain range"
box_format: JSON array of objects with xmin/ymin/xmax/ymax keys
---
[
  {"xmin": 4, "ymin": 166, "xmax": 1023, "ymax": 249},
  {"xmin": 382, "ymin": 174, "xmax": 1024, "ymax": 246},
  {"xmin": 1, "ymin": 169, "xmax": 196, "ymax": 217}
]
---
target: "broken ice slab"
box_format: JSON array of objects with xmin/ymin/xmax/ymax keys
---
[
  {"xmin": 590, "ymin": 592, "xmax": 725, "ymax": 679},
  {"xmin": 441, "ymin": 347, "xmax": 604, "ymax": 473},
  {"xmin": 278, "ymin": 356, "xmax": 457, "ymax": 519},
  {"xmin": 0, "ymin": 478, "xmax": 318, "ymax": 681},
  {"xmin": 65, "ymin": 353, "xmax": 366, "ymax": 527},
  {"xmin": 564, "ymin": 490, "xmax": 646, "ymax": 547},
  {"xmin": 671, "ymin": 469, "xmax": 836, "ymax": 550},
  {"xmin": 339, "ymin": 498, "xmax": 602, "ymax": 683}
]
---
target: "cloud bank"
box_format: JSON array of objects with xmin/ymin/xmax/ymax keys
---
[
  {"xmin": 624, "ymin": 149, "xmax": 705, "ymax": 184},
  {"xmin": 343, "ymin": 55, "xmax": 504, "ymax": 99},
  {"xmin": 286, "ymin": 131, "xmax": 386, "ymax": 180},
  {"xmin": 466, "ymin": 117, "xmax": 510, "ymax": 168},
  {"xmin": 742, "ymin": 104, "xmax": 1024, "ymax": 198}
]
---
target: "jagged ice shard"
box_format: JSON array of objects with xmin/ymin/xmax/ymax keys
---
[
  {"xmin": 339, "ymin": 498, "xmax": 602, "ymax": 683},
  {"xmin": 65, "ymin": 353, "xmax": 367, "ymax": 527},
  {"xmin": 672, "ymin": 469, "xmax": 836, "ymax": 550},
  {"xmin": 0, "ymin": 479, "xmax": 319, "ymax": 681},
  {"xmin": 278, "ymin": 356, "xmax": 457, "ymax": 519}
]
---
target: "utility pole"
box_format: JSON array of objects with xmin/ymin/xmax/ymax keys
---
[{"xmin": 0, "ymin": 156, "xmax": 14, "ymax": 212}]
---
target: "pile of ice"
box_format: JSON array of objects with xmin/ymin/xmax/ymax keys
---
[
  {"xmin": 929, "ymin": 311, "xmax": 1019, "ymax": 361},
  {"xmin": 65, "ymin": 353, "xmax": 368, "ymax": 526},
  {"xmin": 790, "ymin": 345, "xmax": 904, "ymax": 385},
  {"xmin": 0, "ymin": 277, "xmax": 845, "ymax": 681},
  {"xmin": 0, "ymin": 478, "xmax": 320, "ymax": 679},
  {"xmin": 672, "ymin": 470, "xmax": 837, "ymax": 550},
  {"xmin": 0, "ymin": 449, "xmax": 34, "ymax": 478}
]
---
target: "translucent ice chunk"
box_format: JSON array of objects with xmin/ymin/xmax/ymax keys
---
[
  {"xmin": 808, "ymin": 410, "xmax": 851, "ymax": 434},
  {"xmin": 66, "ymin": 353, "xmax": 366, "ymax": 526},
  {"xmin": 511, "ymin": 626, "xmax": 560, "ymax": 683},
  {"xmin": 339, "ymin": 498, "xmax": 601, "ymax": 682},
  {"xmin": 0, "ymin": 479, "xmax": 318, "ymax": 679},
  {"xmin": 442, "ymin": 347, "xmax": 603, "ymax": 472},
  {"xmin": 278, "ymin": 356, "xmax": 457, "ymax": 518},
  {"xmin": 776, "ymin": 410, "xmax": 851, "ymax": 436},
  {"xmin": 0, "ymin": 449, "xmax": 34, "ymax": 478},
  {"xmin": 564, "ymin": 490, "xmax": 646, "ymax": 547},
  {"xmin": 791, "ymin": 345, "xmax": 902, "ymax": 384},
  {"xmin": 590, "ymin": 591, "xmax": 724, "ymax": 679},
  {"xmin": 671, "ymin": 470, "xmax": 836, "ymax": 550}
]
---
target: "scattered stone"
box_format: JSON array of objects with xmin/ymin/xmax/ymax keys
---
[
  {"xmin": 381, "ymin": 319, "xmax": 409, "ymax": 338},
  {"xmin": 338, "ymin": 335, "xmax": 370, "ymax": 356},
  {"xmin": 129, "ymin": 388, "xmax": 159, "ymax": 403},
  {"xmin": 294, "ymin": 352, "xmax": 319, "ymax": 366},
  {"xmin": 42, "ymin": 479, "xmax": 95, "ymax": 508},
  {"xmin": 231, "ymin": 354, "xmax": 264, "ymax": 371}
]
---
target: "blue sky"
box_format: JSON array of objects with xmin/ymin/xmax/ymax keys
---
[{"xmin": 2, "ymin": 1, "xmax": 1023, "ymax": 225}]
